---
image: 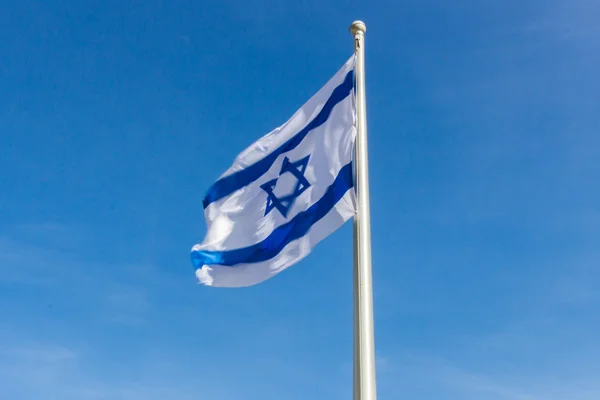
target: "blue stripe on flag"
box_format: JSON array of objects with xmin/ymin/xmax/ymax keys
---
[
  {"xmin": 202, "ymin": 70, "xmax": 354, "ymax": 209},
  {"xmin": 192, "ymin": 162, "xmax": 354, "ymax": 267}
]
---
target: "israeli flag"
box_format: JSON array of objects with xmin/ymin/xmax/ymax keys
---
[{"xmin": 191, "ymin": 56, "xmax": 356, "ymax": 287}]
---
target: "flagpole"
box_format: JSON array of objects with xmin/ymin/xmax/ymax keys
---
[{"xmin": 350, "ymin": 21, "xmax": 377, "ymax": 400}]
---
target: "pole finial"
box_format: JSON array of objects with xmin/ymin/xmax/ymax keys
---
[{"xmin": 350, "ymin": 20, "xmax": 367, "ymax": 36}]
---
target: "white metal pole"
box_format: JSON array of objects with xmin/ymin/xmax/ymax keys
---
[{"xmin": 350, "ymin": 20, "xmax": 377, "ymax": 400}]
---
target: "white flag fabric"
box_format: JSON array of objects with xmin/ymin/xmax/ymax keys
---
[{"xmin": 191, "ymin": 56, "xmax": 356, "ymax": 287}]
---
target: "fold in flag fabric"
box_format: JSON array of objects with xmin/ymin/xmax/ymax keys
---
[{"xmin": 191, "ymin": 56, "xmax": 357, "ymax": 287}]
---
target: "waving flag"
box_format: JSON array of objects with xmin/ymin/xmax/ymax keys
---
[{"xmin": 191, "ymin": 56, "xmax": 356, "ymax": 287}]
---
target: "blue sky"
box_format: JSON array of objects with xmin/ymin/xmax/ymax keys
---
[{"xmin": 1, "ymin": 0, "xmax": 599, "ymax": 399}]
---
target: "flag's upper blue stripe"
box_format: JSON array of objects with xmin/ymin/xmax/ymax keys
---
[
  {"xmin": 192, "ymin": 162, "xmax": 353, "ymax": 267},
  {"xmin": 202, "ymin": 71, "xmax": 354, "ymax": 209}
]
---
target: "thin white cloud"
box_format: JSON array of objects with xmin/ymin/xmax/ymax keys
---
[{"xmin": 0, "ymin": 339, "xmax": 238, "ymax": 400}]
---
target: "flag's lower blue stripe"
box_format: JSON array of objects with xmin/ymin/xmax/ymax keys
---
[
  {"xmin": 202, "ymin": 70, "xmax": 354, "ymax": 209},
  {"xmin": 192, "ymin": 162, "xmax": 354, "ymax": 267}
]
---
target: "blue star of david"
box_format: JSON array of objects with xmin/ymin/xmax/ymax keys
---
[{"xmin": 260, "ymin": 155, "xmax": 311, "ymax": 218}]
